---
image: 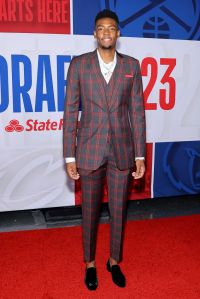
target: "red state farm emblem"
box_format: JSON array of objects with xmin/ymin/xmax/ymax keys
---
[{"xmin": 5, "ymin": 120, "xmax": 24, "ymax": 132}]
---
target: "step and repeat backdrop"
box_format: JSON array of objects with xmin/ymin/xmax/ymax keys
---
[{"xmin": 0, "ymin": 0, "xmax": 200, "ymax": 211}]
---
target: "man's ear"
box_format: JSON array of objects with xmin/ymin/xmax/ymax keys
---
[
  {"xmin": 117, "ymin": 30, "xmax": 120, "ymax": 37},
  {"xmin": 94, "ymin": 31, "xmax": 97, "ymax": 39}
]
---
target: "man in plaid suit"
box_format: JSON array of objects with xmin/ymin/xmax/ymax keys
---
[{"xmin": 63, "ymin": 9, "xmax": 146, "ymax": 290}]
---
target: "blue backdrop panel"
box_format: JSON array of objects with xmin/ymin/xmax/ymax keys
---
[
  {"xmin": 154, "ymin": 141, "xmax": 200, "ymax": 197},
  {"xmin": 73, "ymin": 0, "xmax": 200, "ymax": 40},
  {"xmin": 73, "ymin": 0, "xmax": 101, "ymax": 35}
]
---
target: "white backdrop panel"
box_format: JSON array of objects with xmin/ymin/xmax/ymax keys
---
[{"xmin": 0, "ymin": 33, "xmax": 199, "ymax": 211}]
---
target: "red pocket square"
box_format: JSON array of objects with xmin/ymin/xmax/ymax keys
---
[{"xmin": 125, "ymin": 74, "xmax": 134, "ymax": 78}]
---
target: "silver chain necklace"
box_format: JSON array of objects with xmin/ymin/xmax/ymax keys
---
[{"xmin": 101, "ymin": 60, "xmax": 115, "ymax": 76}]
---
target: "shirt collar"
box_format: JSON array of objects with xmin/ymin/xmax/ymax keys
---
[{"xmin": 97, "ymin": 50, "xmax": 117, "ymax": 66}]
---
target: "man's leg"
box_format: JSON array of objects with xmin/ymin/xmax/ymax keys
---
[
  {"xmin": 106, "ymin": 159, "xmax": 131, "ymax": 263},
  {"xmin": 105, "ymin": 157, "xmax": 131, "ymax": 288},
  {"xmin": 79, "ymin": 165, "xmax": 107, "ymax": 264}
]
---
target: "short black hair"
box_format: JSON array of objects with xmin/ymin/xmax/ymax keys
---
[{"xmin": 95, "ymin": 9, "xmax": 119, "ymax": 25}]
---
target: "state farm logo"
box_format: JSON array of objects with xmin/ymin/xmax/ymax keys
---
[
  {"xmin": 5, "ymin": 119, "xmax": 63, "ymax": 132},
  {"xmin": 5, "ymin": 120, "xmax": 24, "ymax": 132}
]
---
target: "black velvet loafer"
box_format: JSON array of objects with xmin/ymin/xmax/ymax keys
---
[
  {"xmin": 106, "ymin": 260, "xmax": 126, "ymax": 287},
  {"xmin": 84, "ymin": 267, "xmax": 98, "ymax": 290}
]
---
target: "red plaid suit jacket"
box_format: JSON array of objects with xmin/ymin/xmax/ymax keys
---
[{"xmin": 63, "ymin": 50, "xmax": 146, "ymax": 170}]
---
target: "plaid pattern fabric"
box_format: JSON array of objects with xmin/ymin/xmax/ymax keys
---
[
  {"xmin": 63, "ymin": 50, "xmax": 146, "ymax": 170},
  {"xmin": 79, "ymin": 144, "xmax": 131, "ymax": 262}
]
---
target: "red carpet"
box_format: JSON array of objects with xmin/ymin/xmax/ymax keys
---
[{"xmin": 1, "ymin": 214, "xmax": 200, "ymax": 299}]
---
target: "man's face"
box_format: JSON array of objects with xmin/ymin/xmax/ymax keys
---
[{"xmin": 94, "ymin": 17, "xmax": 120, "ymax": 50}]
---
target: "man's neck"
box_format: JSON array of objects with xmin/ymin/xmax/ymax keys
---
[{"xmin": 97, "ymin": 48, "xmax": 116, "ymax": 63}]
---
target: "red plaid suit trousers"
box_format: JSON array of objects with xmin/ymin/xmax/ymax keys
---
[{"xmin": 79, "ymin": 142, "xmax": 131, "ymax": 262}]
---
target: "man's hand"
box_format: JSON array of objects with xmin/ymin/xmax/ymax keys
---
[
  {"xmin": 132, "ymin": 160, "xmax": 145, "ymax": 179},
  {"xmin": 66, "ymin": 162, "xmax": 80, "ymax": 180}
]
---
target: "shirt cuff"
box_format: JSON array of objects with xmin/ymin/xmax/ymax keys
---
[
  {"xmin": 65, "ymin": 157, "xmax": 76, "ymax": 163},
  {"xmin": 135, "ymin": 157, "xmax": 145, "ymax": 161}
]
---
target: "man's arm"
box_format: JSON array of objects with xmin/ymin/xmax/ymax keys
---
[
  {"xmin": 129, "ymin": 60, "xmax": 146, "ymax": 179},
  {"xmin": 63, "ymin": 58, "xmax": 80, "ymax": 180}
]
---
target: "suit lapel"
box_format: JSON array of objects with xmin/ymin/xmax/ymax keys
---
[
  {"xmin": 108, "ymin": 52, "xmax": 124, "ymax": 110},
  {"xmin": 90, "ymin": 50, "xmax": 107, "ymax": 109}
]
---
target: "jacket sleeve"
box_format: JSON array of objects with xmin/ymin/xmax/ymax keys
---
[
  {"xmin": 63, "ymin": 57, "xmax": 80, "ymax": 158},
  {"xmin": 128, "ymin": 60, "xmax": 146, "ymax": 158}
]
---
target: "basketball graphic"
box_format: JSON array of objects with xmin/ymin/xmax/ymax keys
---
[
  {"xmin": 163, "ymin": 142, "xmax": 200, "ymax": 194},
  {"xmin": 143, "ymin": 16, "xmax": 170, "ymax": 38},
  {"xmin": 153, "ymin": 142, "xmax": 200, "ymax": 197}
]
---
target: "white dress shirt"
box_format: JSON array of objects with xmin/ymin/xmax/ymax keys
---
[{"xmin": 97, "ymin": 50, "xmax": 117, "ymax": 83}]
